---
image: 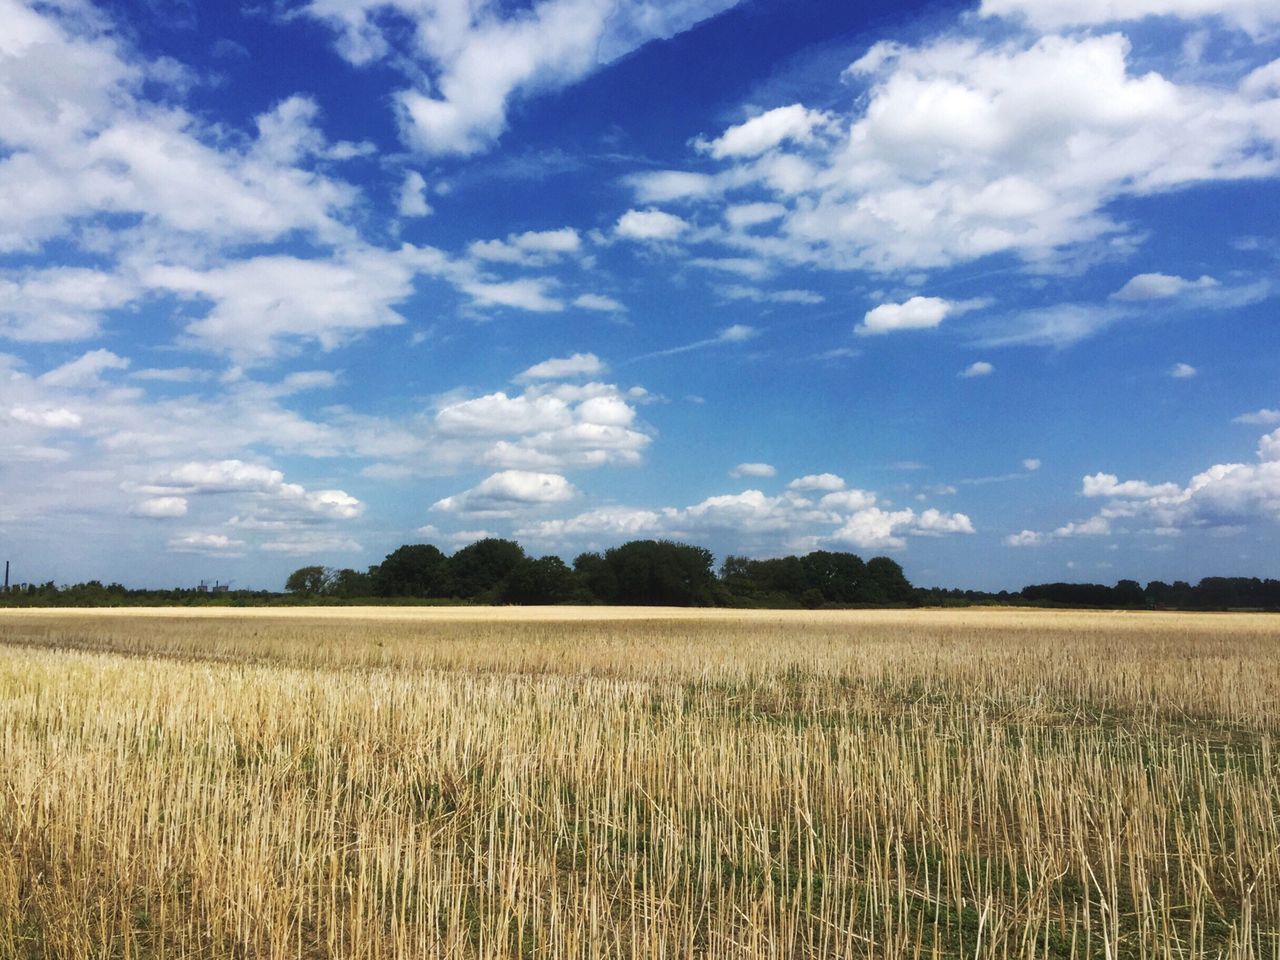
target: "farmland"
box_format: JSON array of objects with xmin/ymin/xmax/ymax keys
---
[{"xmin": 1, "ymin": 607, "xmax": 1277, "ymax": 958}]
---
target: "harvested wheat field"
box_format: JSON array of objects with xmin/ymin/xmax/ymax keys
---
[{"xmin": 1, "ymin": 607, "xmax": 1278, "ymax": 959}]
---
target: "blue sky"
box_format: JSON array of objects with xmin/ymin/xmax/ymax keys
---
[{"xmin": 2, "ymin": 0, "xmax": 1279, "ymax": 591}]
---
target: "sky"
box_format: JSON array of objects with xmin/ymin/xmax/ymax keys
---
[{"xmin": 1, "ymin": 0, "xmax": 1279, "ymax": 591}]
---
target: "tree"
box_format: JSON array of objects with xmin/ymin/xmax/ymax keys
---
[
  {"xmin": 372, "ymin": 544, "xmax": 448, "ymax": 598},
  {"xmin": 573, "ymin": 552, "xmax": 618, "ymax": 603},
  {"xmin": 447, "ymin": 538, "xmax": 525, "ymax": 599},
  {"xmin": 604, "ymin": 540, "xmax": 716, "ymax": 606},
  {"xmin": 864, "ymin": 556, "xmax": 917, "ymax": 605},
  {"xmin": 800, "ymin": 551, "xmax": 868, "ymax": 604},
  {"xmin": 285, "ymin": 565, "xmax": 332, "ymax": 595},
  {"xmin": 329, "ymin": 568, "xmax": 373, "ymax": 598},
  {"xmin": 503, "ymin": 556, "xmax": 578, "ymax": 604}
]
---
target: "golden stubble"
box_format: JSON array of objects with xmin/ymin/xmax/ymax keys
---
[{"xmin": 1, "ymin": 607, "xmax": 1277, "ymax": 958}]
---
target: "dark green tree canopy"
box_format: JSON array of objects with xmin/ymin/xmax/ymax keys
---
[
  {"xmin": 447, "ymin": 538, "xmax": 525, "ymax": 599},
  {"xmin": 372, "ymin": 544, "xmax": 448, "ymax": 598},
  {"xmin": 603, "ymin": 539, "xmax": 716, "ymax": 606},
  {"xmin": 285, "ymin": 565, "xmax": 332, "ymax": 595},
  {"xmin": 502, "ymin": 555, "xmax": 578, "ymax": 605}
]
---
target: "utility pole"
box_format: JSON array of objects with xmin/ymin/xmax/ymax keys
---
[{"xmin": 3, "ymin": 560, "xmax": 8, "ymax": 592}]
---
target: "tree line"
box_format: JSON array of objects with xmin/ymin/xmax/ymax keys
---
[
  {"xmin": 3, "ymin": 536, "xmax": 1278, "ymax": 610},
  {"xmin": 283, "ymin": 538, "xmax": 918, "ymax": 608}
]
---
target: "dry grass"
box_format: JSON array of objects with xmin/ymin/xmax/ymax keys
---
[{"xmin": 0, "ymin": 607, "xmax": 1277, "ymax": 958}]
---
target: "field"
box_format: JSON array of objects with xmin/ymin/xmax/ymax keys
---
[{"xmin": 0, "ymin": 607, "xmax": 1277, "ymax": 959}]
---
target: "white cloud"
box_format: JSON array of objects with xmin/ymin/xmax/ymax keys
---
[
  {"xmin": 573, "ymin": 293, "xmax": 625, "ymax": 312},
  {"xmin": 302, "ymin": 0, "xmax": 741, "ymax": 156},
  {"xmin": 1004, "ymin": 529, "xmax": 1046, "ymax": 547},
  {"xmin": 1169, "ymin": 362, "xmax": 1197, "ymax": 378},
  {"xmin": 149, "ymin": 246, "xmax": 444, "ymax": 362},
  {"xmin": 859, "ymin": 296, "xmax": 952, "ymax": 335},
  {"xmin": 616, "ymin": 209, "xmax": 689, "ymax": 241},
  {"xmin": 730, "ymin": 462, "xmax": 777, "ymax": 478},
  {"xmin": 719, "ymin": 324, "xmax": 758, "ymax": 343},
  {"xmin": 1054, "ymin": 516, "xmax": 1112, "ymax": 538},
  {"xmin": 167, "ymin": 533, "xmax": 245, "ymax": 554},
  {"xmin": 459, "ymin": 277, "xmax": 563, "ymax": 312},
  {"xmin": 469, "ymin": 227, "xmax": 581, "ymax": 265},
  {"xmin": 979, "ymin": 0, "xmax": 1280, "ymax": 37},
  {"xmin": 659, "ymin": 31, "xmax": 1280, "ymax": 275},
  {"xmin": 787, "ymin": 473, "xmax": 846, "ymax": 492},
  {"xmin": 1013, "ymin": 431, "xmax": 1280, "ymax": 544},
  {"xmin": 1082, "ymin": 472, "xmax": 1183, "ymax": 499},
  {"xmin": 519, "ymin": 478, "xmax": 972, "ymax": 552},
  {"xmin": 960, "ymin": 360, "xmax": 994, "ymax": 377},
  {"xmin": 627, "ymin": 170, "xmax": 719, "ymax": 204},
  {"xmin": 0, "ymin": 268, "xmax": 139, "ymax": 342},
  {"xmin": 1023, "ymin": 458, "xmax": 1041, "ymax": 471},
  {"xmin": 1234, "ymin": 408, "xmax": 1280, "ymax": 425},
  {"xmin": 701, "ymin": 104, "xmax": 831, "ymax": 159},
  {"xmin": 432, "ymin": 380, "xmax": 653, "ymax": 469},
  {"xmin": 398, "ymin": 170, "xmax": 432, "ymax": 217},
  {"xmin": 432, "ymin": 469, "xmax": 578, "ymax": 516},
  {"xmin": 8, "ymin": 405, "xmax": 82, "ymax": 429},
  {"xmin": 39, "ymin": 349, "xmax": 129, "ymax": 388},
  {"xmin": 133, "ymin": 496, "xmax": 188, "ymax": 518},
  {"xmin": 516, "ymin": 506, "xmax": 665, "ymax": 541},
  {"xmin": 516, "ymin": 353, "xmax": 607, "ymax": 382},
  {"xmin": 818, "ymin": 489, "xmax": 879, "ymax": 512},
  {"xmin": 914, "ymin": 508, "xmax": 976, "ymax": 535},
  {"xmin": 724, "ymin": 202, "xmax": 787, "ymax": 229},
  {"xmin": 1004, "ymin": 513, "xmax": 1110, "ymax": 545},
  {"xmin": 141, "ymin": 459, "xmax": 365, "ymax": 520},
  {"xmin": 717, "ymin": 285, "xmax": 825, "ymax": 305},
  {"xmin": 260, "ymin": 533, "xmax": 362, "ymax": 555},
  {"xmin": 1112, "ymin": 273, "xmax": 1219, "ymax": 301},
  {"xmin": 977, "ymin": 304, "xmax": 1127, "ymax": 348}
]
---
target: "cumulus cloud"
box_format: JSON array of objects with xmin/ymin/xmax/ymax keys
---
[
  {"xmin": 730, "ymin": 462, "xmax": 777, "ymax": 478},
  {"xmin": 140, "ymin": 459, "xmax": 364, "ymax": 519},
  {"xmin": 0, "ymin": 6, "xmax": 357, "ymax": 255},
  {"xmin": 699, "ymin": 104, "xmax": 831, "ymax": 159},
  {"xmin": 433, "ymin": 380, "xmax": 652, "ymax": 469},
  {"xmin": 149, "ymin": 246, "xmax": 446, "ymax": 362},
  {"xmin": 1169, "ymin": 362, "xmax": 1197, "ymax": 378},
  {"xmin": 515, "ymin": 353, "xmax": 607, "ymax": 382},
  {"xmin": 616, "ymin": 208, "xmax": 690, "ymax": 241},
  {"xmin": 469, "ymin": 227, "xmax": 581, "ymax": 265},
  {"xmin": 1112, "ymin": 273, "xmax": 1219, "ymax": 301},
  {"xmin": 1004, "ymin": 514, "xmax": 1110, "ymax": 546},
  {"xmin": 859, "ymin": 297, "xmax": 987, "ymax": 335},
  {"xmin": 1234, "ymin": 408, "xmax": 1280, "ymax": 425},
  {"xmin": 1010, "ymin": 429, "xmax": 1280, "ymax": 545},
  {"xmin": 961, "ymin": 361, "xmax": 995, "ymax": 378},
  {"xmin": 432, "ymin": 470, "xmax": 578, "ymax": 516},
  {"xmin": 639, "ymin": 29, "xmax": 1280, "ymax": 276},
  {"xmin": 787, "ymin": 473, "xmax": 846, "ymax": 492},
  {"xmin": 133, "ymin": 496, "xmax": 188, "ymax": 518},
  {"xmin": 459, "ymin": 277, "xmax": 563, "ymax": 312},
  {"xmin": 1022, "ymin": 458, "xmax": 1041, "ymax": 471},
  {"xmin": 398, "ymin": 170, "xmax": 432, "ymax": 217},
  {"xmin": 520, "ymin": 477, "xmax": 973, "ymax": 552},
  {"xmin": 8, "ymin": 405, "xmax": 83, "ymax": 429}
]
